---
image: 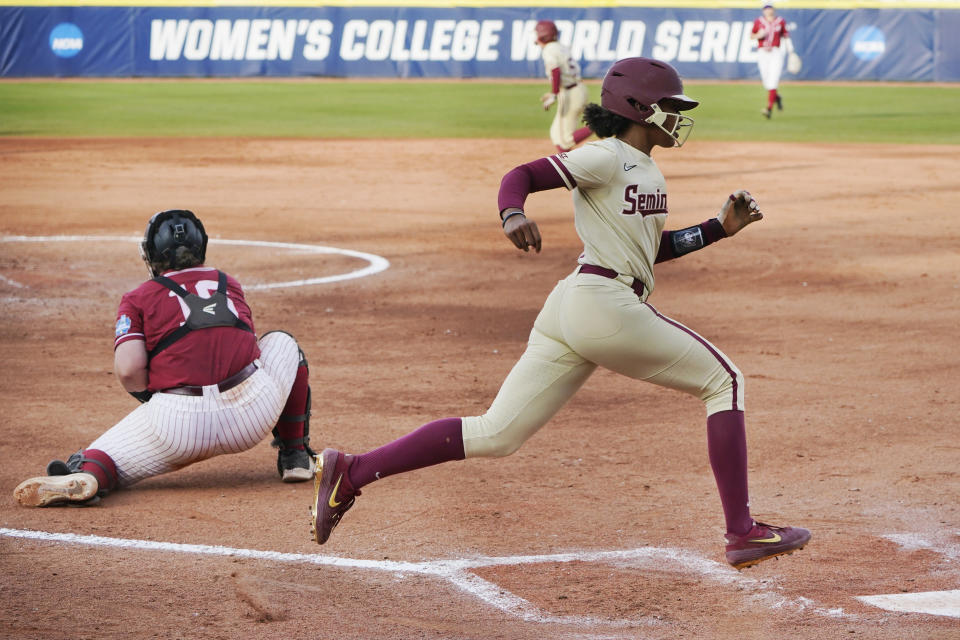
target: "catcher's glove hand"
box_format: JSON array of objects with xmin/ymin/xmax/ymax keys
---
[
  {"xmin": 128, "ymin": 389, "xmax": 153, "ymax": 403},
  {"xmin": 787, "ymin": 52, "xmax": 802, "ymax": 74},
  {"xmin": 541, "ymin": 92, "xmax": 557, "ymax": 110}
]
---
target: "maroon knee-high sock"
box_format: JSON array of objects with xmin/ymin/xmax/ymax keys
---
[
  {"xmin": 767, "ymin": 89, "xmax": 777, "ymax": 110},
  {"xmin": 275, "ymin": 364, "xmax": 309, "ymax": 449},
  {"xmin": 573, "ymin": 126, "xmax": 592, "ymax": 145},
  {"xmin": 80, "ymin": 448, "xmax": 118, "ymax": 492},
  {"xmin": 706, "ymin": 410, "xmax": 753, "ymax": 535},
  {"xmin": 348, "ymin": 418, "xmax": 465, "ymax": 490}
]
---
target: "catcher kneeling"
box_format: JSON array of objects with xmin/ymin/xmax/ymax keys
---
[{"xmin": 15, "ymin": 209, "xmax": 318, "ymax": 506}]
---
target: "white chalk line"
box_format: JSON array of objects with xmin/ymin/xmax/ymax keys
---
[
  {"xmin": 882, "ymin": 531, "xmax": 960, "ymax": 561},
  {"xmin": 0, "ymin": 273, "xmax": 26, "ymax": 288},
  {"xmin": 0, "ymin": 527, "xmax": 849, "ymax": 628},
  {"xmin": 0, "ymin": 235, "xmax": 390, "ymax": 290}
]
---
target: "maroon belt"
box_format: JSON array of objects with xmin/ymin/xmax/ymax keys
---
[
  {"xmin": 565, "ymin": 83, "xmax": 578, "ymax": 90},
  {"xmin": 161, "ymin": 362, "xmax": 258, "ymax": 397},
  {"xmin": 578, "ymin": 264, "xmax": 646, "ymax": 298}
]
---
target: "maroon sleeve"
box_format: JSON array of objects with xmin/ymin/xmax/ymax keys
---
[
  {"xmin": 114, "ymin": 290, "xmax": 145, "ymax": 349},
  {"xmin": 550, "ymin": 67, "xmax": 561, "ymax": 94},
  {"xmin": 654, "ymin": 232, "xmax": 675, "ymax": 264},
  {"xmin": 655, "ymin": 218, "xmax": 728, "ymax": 264},
  {"xmin": 497, "ymin": 157, "xmax": 572, "ymax": 213}
]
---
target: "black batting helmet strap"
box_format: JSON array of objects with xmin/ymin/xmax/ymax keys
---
[{"xmin": 140, "ymin": 209, "xmax": 208, "ymax": 277}]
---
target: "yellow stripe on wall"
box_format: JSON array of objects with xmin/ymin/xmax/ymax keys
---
[{"xmin": 2, "ymin": 1, "xmax": 959, "ymax": 9}]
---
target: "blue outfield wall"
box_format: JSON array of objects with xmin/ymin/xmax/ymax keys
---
[{"xmin": 1, "ymin": 6, "xmax": 959, "ymax": 80}]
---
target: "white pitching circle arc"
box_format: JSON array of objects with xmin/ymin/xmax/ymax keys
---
[{"xmin": 0, "ymin": 235, "xmax": 390, "ymax": 290}]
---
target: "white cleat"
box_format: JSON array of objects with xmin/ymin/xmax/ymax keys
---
[
  {"xmin": 280, "ymin": 452, "xmax": 317, "ymax": 483},
  {"xmin": 13, "ymin": 472, "xmax": 99, "ymax": 507}
]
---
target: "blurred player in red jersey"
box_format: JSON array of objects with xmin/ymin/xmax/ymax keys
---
[
  {"xmin": 751, "ymin": 3, "xmax": 797, "ymax": 119},
  {"xmin": 14, "ymin": 210, "xmax": 317, "ymax": 507},
  {"xmin": 535, "ymin": 20, "xmax": 592, "ymax": 152}
]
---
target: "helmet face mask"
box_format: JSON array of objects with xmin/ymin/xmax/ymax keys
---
[
  {"xmin": 600, "ymin": 57, "xmax": 699, "ymax": 147},
  {"xmin": 644, "ymin": 103, "xmax": 696, "ymax": 147},
  {"xmin": 140, "ymin": 209, "xmax": 208, "ymax": 277}
]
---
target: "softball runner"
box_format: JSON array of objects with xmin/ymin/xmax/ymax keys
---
[{"xmin": 312, "ymin": 58, "xmax": 810, "ymax": 570}]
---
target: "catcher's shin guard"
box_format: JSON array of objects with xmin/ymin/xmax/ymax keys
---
[
  {"xmin": 271, "ymin": 344, "xmax": 317, "ymax": 479},
  {"xmin": 272, "ymin": 388, "xmax": 317, "ymax": 481},
  {"xmin": 46, "ymin": 450, "xmax": 112, "ymax": 499},
  {"xmin": 271, "ymin": 387, "xmax": 315, "ymax": 453}
]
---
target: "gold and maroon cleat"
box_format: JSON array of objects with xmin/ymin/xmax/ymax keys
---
[
  {"xmin": 725, "ymin": 521, "xmax": 811, "ymax": 570},
  {"xmin": 310, "ymin": 449, "xmax": 360, "ymax": 544}
]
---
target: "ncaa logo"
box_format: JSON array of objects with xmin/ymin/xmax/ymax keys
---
[
  {"xmin": 49, "ymin": 23, "xmax": 84, "ymax": 58},
  {"xmin": 850, "ymin": 26, "xmax": 885, "ymax": 62}
]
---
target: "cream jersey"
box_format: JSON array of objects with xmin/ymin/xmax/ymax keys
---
[
  {"xmin": 548, "ymin": 137, "xmax": 667, "ymax": 292},
  {"xmin": 540, "ymin": 41, "xmax": 581, "ymax": 88}
]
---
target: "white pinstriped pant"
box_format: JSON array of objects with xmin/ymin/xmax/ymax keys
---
[
  {"xmin": 88, "ymin": 331, "xmax": 301, "ymax": 487},
  {"xmin": 461, "ymin": 270, "xmax": 744, "ymax": 457}
]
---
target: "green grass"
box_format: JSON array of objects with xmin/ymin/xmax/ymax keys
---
[
  {"xmin": 1, "ymin": 80, "xmax": 958, "ymax": 144},
  {"xmin": 691, "ymin": 83, "xmax": 960, "ymax": 144}
]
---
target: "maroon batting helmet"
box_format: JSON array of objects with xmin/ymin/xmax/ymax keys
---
[
  {"xmin": 535, "ymin": 20, "xmax": 558, "ymax": 44},
  {"xmin": 600, "ymin": 57, "xmax": 699, "ymax": 123}
]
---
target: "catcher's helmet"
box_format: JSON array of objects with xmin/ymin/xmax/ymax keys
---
[
  {"xmin": 600, "ymin": 57, "xmax": 699, "ymax": 146},
  {"xmin": 139, "ymin": 209, "xmax": 208, "ymax": 277},
  {"xmin": 535, "ymin": 20, "xmax": 558, "ymax": 44}
]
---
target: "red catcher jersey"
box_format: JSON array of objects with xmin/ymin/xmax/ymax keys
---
[
  {"xmin": 753, "ymin": 16, "xmax": 788, "ymax": 49},
  {"xmin": 114, "ymin": 266, "xmax": 259, "ymax": 391}
]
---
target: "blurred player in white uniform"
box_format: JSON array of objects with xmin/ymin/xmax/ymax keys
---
[
  {"xmin": 535, "ymin": 20, "xmax": 592, "ymax": 152},
  {"xmin": 310, "ymin": 58, "xmax": 811, "ymax": 571},
  {"xmin": 751, "ymin": 3, "xmax": 798, "ymax": 119}
]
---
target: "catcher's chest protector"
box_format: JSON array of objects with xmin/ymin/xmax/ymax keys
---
[{"xmin": 148, "ymin": 270, "xmax": 253, "ymax": 361}]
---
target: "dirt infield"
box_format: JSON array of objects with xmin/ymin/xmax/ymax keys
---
[{"xmin": 1, "ymin": 137, "xmax": 958, "ymax": 639}]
